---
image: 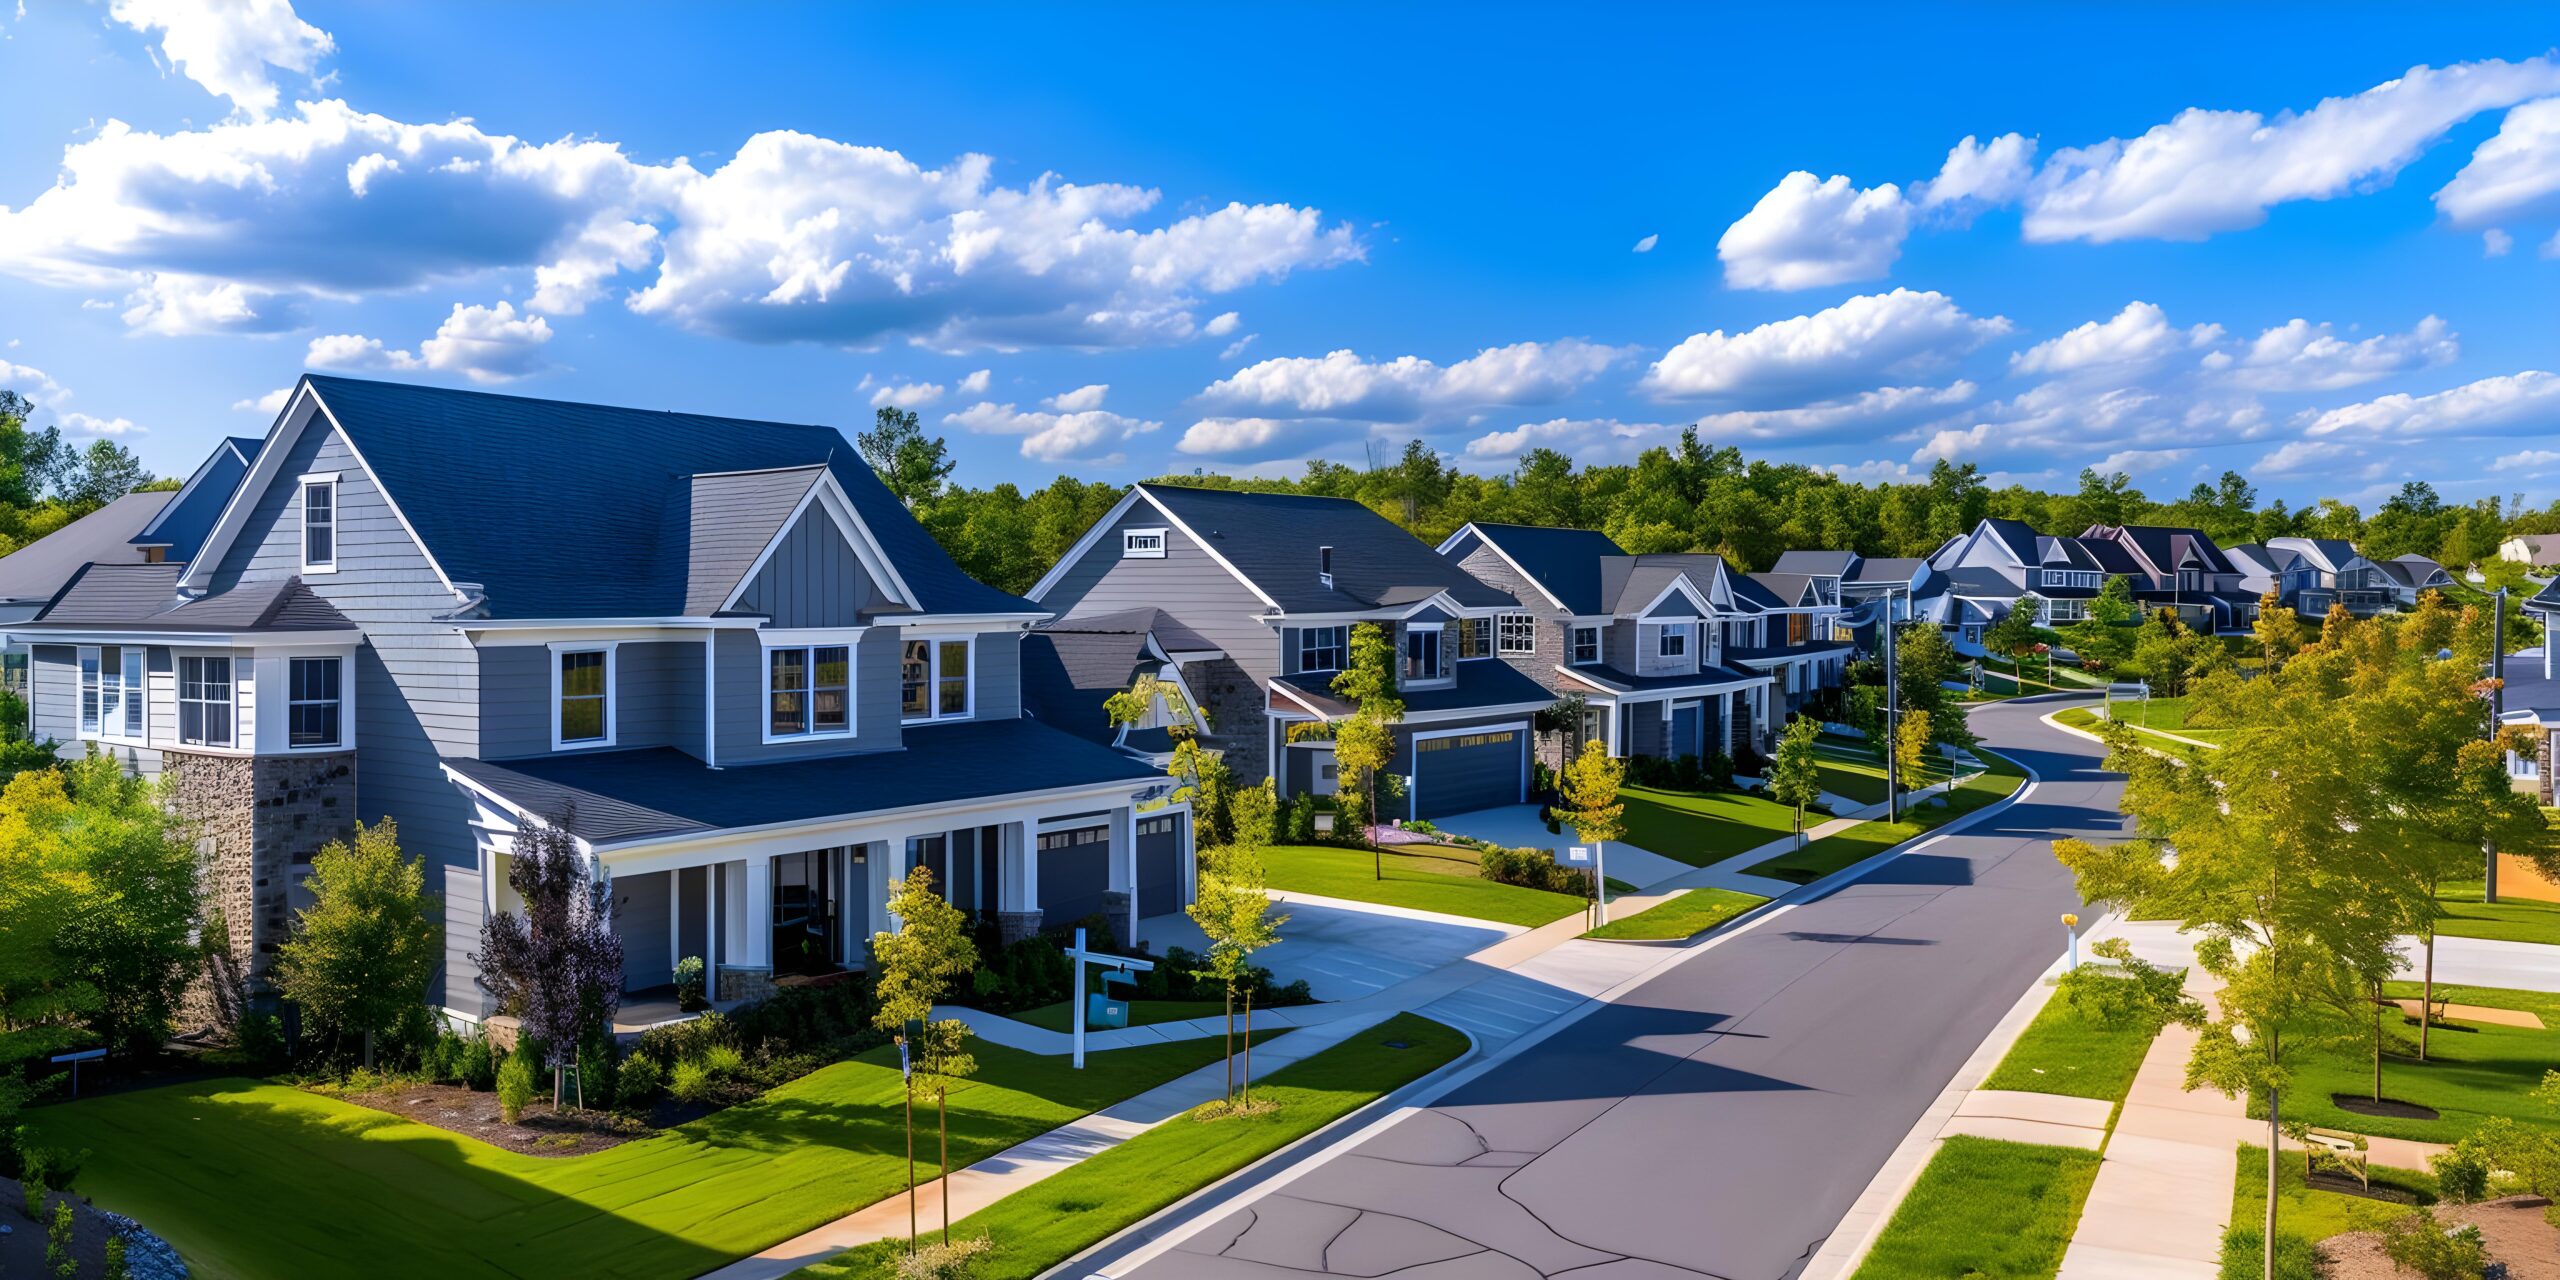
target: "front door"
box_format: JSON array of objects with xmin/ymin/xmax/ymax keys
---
[{"xmin": 771, "ymin": 849, "xmax": 837, "ymax": 976}]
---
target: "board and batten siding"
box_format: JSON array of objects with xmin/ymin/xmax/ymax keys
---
[
  {"xmin": 733, "ymin": 511, "xmax": 876, "ymax": 628},
  {"xmin": 1037, "ymin": 503, "xmax": 1281, "ymax": 684},
  {"xmin": 476, "ymin": 640, "xmax": 705, "ymax": 761},
  {"xmin": 202, "ymin": 418, "xmax": 491, "ymax": 1013}
]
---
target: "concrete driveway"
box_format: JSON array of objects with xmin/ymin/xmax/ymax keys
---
[
  {"xmin": 1137, "ymin": 897, "xmax": 1516, "ymax": 1002},
  {"xmin": 1435, "ymin": 804, "xmax": 1692, "ymax": 888}
]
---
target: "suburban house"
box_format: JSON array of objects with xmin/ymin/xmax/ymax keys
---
[
  {"xmin": 2375, "ymin": 554, "xmax": 2454, "ymax": 607},
  {"xmin": 2264, "ymin": 536, "xmax": 2393, "ymax": 618},
  {"xmin": 2501, "ymin": 534, "xmax": 2560, "ymax": 569},
  {"xmin": 2222, "ymin": 541, "xmax": 2316, "ymax": 609},
  {"xmin": 1918, "ymin": 517, "xmax": 2111, "ymax": 651},
  {"xmin": 0, "ymin": 491, "xmax": 176, "ymax": 628},
  {"xmin": 1438, "ymin": 522, "xmax": 1833, "ymax": 764},
  {"xmin": 1020, "ymin": 607, "xmax": 1216, "ymax": 767},
  {"xmin": 1773, "ymin": 549, "xmax": 1926, "ymax": 621},
  {"xmin": 2078, "ymin": 524, "xmax": 2255, "ymax": 632},
  {"xmin": 1029, "ymin": 484, "xmax": 1555, "ymax": 820},
  {"xmin": 3, "ymin": 376, "xmax": 1190, "ymax": 1024}
]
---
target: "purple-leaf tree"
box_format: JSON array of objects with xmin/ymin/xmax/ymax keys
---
[{"xmin": 473, "ymin": 812, "xmax": 623, "ymax": 1109}]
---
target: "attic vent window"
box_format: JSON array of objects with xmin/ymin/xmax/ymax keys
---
[
  {"xmin": 1122, "ymin": 528, "xmax": 1167, "ymax": 559},
  {"xmin": 1319, "ymin": 546, "xmax": 1334, "ymax": 590}
]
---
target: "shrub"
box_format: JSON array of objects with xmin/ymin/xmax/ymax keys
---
[
  {"xmin": 616, "ymin": 1055, "xmax": 663, "ymax": 1108},
  {"xmin": 726, "ymin": 973, "xmax": 880, "ymax": 1060},
  {"xmin": 1285, "ymin": 792, "xmax": 1318, "ymax": 844},
  {"xmin": 235, "ymin": 1010, "xmax": 285, "ymax": 1069},
  {"xmin": 1404, "ymin": 818, "xmax": 1439, "ymax": 835},
  {"xmin": 47, "ymin": 1200, "xmax": 73, "ymax": 1279},
  {"xmin": 21, "ymin": 1172, "xmax": 41, "ymax": 1222},
  {"xmin": 391, "ymin": 1002, "xmax": 440, "ymax": 1070},
  {"xmin": 459, "ymin": 1035, "xmax": 497, "ymax": 1091},
  {"xmin": 1478, "ymin": 845, "xmax": 1594, "ymax": 896},
  {"xmin": 698, "ymin": 1043, "xmax": 747, "ymax": 1081},
  {"xmin": 2381, "ymin": 1216, "xmax": 2488, "ymax": 1280},
  {"xmin": 105, "ymin": 1236, "xmax": 129, "ymax": 1280},
  {"xmin": 894, "ymin": 1235, "xmax": 994, "ymax": 1279},
  {"xmin": 674, "ymin": 955, "xmax": 707, "ymax": 1012},
  {"xmin": 634, "ymin": 1010, "xmax": 736, "ymax": 1067},
  {"xmin": 967, "ymin": 936, "xmax": 1072, "ymax": 1014},
  {"xmin": 2218, "ymin": 1227, "xmax": 2324, "ymax": 1280},
  {"xmin": 497, "ymin": 1053, "xmax": 537, "ymax": 1123},
  {"xmin": 576, "ymin": 1034, "xmax": 619, "ymax": 1111},
  {"xmin": 669, "ymin": 1060, "xmax": 715, "ymax": 1106},
  {"xmin": 2431, "ymin": 1142, "xmax": 2493, "ymax": 1205}
]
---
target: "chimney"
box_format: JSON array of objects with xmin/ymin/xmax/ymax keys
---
[{"xmin": 1319, "ymin": 545, "xmax": 1335, "ymax": 590}]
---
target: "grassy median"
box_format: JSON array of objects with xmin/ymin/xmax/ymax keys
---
[{"xmin": 1582, "ymin": 886, "xmax": 1768, "ymax": 941}]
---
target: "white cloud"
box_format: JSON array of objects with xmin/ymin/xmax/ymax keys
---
[
  {"xmin": 1917, "ymin": 133, "xmax": 2036, "ymax": 212},
  {"xmin": 233, "ymin": 386, "xmax": 292, "ymax": 414},
  {"xmin": 2301, "ymin": 369, "xmax": 2560, "ymax": 437},
  {"xmin": 2436, "ymin": 95, "xmax": 2560, "ymax": 225},
  {"xmin": 2025, "ymin": 58, "xmax": 2560, "ymax": 243},
  {"xmin": 1716, "ymin": 172, "xmax": 1910, "ymax": 291},
  {"xmin": 0, "ymin": 359, "xmax": 67, "ymax": 407},
  {"xmin": 417, "ymin": 301, "xmax": 553, "ymax": 383},
  {"xmin": 1631, "ymin": 233, "xmax": 1658, "ymax": 253},
  {"xmin": 1175, "ymin": 416, "xmax": 1301, "ymax": 459},
  {"xmin": 1043, "ymin": 383, "xmax": 1108, "ymax": 412},
  {"xmin": 2089, "ymin": 447, "xmax": 2189, "ymax": 473},
  {"xmin": 1641, "ymin": 289, "xmax": 2009, "ymax": 403},
  {"xmin": 957, "ymin": 368, "xmax": 991, "ymax": 395},
  {"xmin": 2255, "ymin": 438, "xmax": 2359, "ymax": 475},
  {"xmin": 2495, "ymin": 448, "xmax": 2560, "ymax": 472},
  {"xmin": 1204, "ymin": 311, "xmax": 1241, "ymax": 337},
  {"xmin": 1461, "ymin": 417, "xmax": 1674, "ymax": 461},
  {"xmin": 2487, "ymin": 228, "xmax": 2516, "ymax": 256},
  {"xmin": 1821, "ymin": 458, "xmax": 1925, "ymax": 485},
  {"xmin": 121, "ymin": 275, "xmax": 304, "ymax": 336},
  {"xmin": 871, "ymin": 380, "xmax": 944, "ymax": 408},
  {"xmin": 107, "ymin": 0, "xmax": 334, "ymax": 119},
  {"xmin": 1196, "ymin": 339, "xmax": 1627, "ymax": 422},
  {"xmin": 943, "ymin": 386, "xmax": 1159, "ymax": 462},
  {"xmin": 305, "ymin": 331, "xmax": 420, "ymax": 372},
  {"xmin": 2009, "ymin": 301, "xmax": 2218, "ymax": 377},
  {"xmin": 1690, "ymin": 382, "xmax": 1978, "ymax": 441},
  {"xmin": 1219, "ymin": 333, "xmax": 1258, "ymax": 360},
  {"xmin": 62, "ymin": 411, "xmax": 143, "ymax": 436},
  {"xmin": 2205, "ymin": 315, "xmax": 2456, "ymax": 391}
]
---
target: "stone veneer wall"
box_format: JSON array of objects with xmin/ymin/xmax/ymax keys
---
[
  {"xmin": 1190, "ymin": 655, "xmax": 1269, "ymax": 784},
  {"xmin": 165, "ymin": 749, "xmax": 357, "ymax": 1028}
]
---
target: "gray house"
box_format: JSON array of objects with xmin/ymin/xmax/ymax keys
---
[
  {"xmin": 1918, "ymin": 518, "xmax": 2111, "ymax": 652},
  {"xmin": 1029, "ymin": 485, "xmax": 1555, "ymax": 821},
  {"xmin": 2265, "ymin": 537, "xmax": 2392, "ymax": 618},
  {"xmin": 7, "ymin": 376, "xmax": 1186, "ymax": 1023}
]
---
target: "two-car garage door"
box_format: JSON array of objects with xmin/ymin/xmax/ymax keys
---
[{"xmin": 1410, "ymin": 727, "xmax": 1526, "ymax": 820}]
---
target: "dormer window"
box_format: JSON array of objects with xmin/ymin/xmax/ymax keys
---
[
  {"xmin": 1570, "ymin": 626, "xmax": 1600, "ymax": 665},
  {"xmin": 1122, "ymin": 528, "xmax": 1167, "ymax": 559},
  {"xmin": 767, "ymin": 644, "xmax": 852, "ymax": 740},
  {"xmin": 301, "ymin": 475, "xmax": 338, "ymax": 573},
  {"xmin": 901, "ymin": 636, "xmax": 973, "ymax": 723},
  {"xmin": 1403, "ymin": 624, "xmax": 1446, "ymax": 681},
  {"xmin": 1319, "ymin": 546, "xmax": 1335, "ymax": 591},
  {"xmin": 1658, "ymin": 626, "xmax": 1688, "ymax": 659}
]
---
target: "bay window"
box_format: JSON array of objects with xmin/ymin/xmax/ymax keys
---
[
  {"xmin": 768, "ymin": 644, "xmax": 852, "ymax": 739},
  {"xmin": 901, "ymin": 637, "xmax": 972, "ymax": 722},
  {"xmin": 289, "ymin": 657, "xmax": 343, "ymax": 749}
]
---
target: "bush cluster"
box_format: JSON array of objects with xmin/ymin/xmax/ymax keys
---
[
  {"xmin": 1623, "ymin": 751, "xmax": 1734, "ymax": 793},
  {"xmin": 1477, "ymin": 845, "xmax": 1596, "ymax": 896}
]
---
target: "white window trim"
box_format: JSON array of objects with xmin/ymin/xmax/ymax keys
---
[
  {"xmin": 176, "ymin": 653, "xmax": 239, "ymax": 750},
  {"xmin": 1403, "ymin": 621, "xmax": 1450, "ymax": 684},
  {"xmin": 1569, "ymin": 625, "xmax": 1601, "ymax": 666},
  {"xmin": 900, "ymin": 633, "xmax": 976, "ymax": 725},
  {"xmin": 285, "ymin": 655, "xmax": 347, "ymax": 752},
  {"xmin": 1296, "ymin": 624, "xmax": 1349, "ymax": 674},
  {"xmin": 110, "ymin": 646, "xmax": 145, "ymax": 744},
  {"xmin": 300, "ymin": 472, "xmax": 340, "ymax": 575},
  {"xmin": 77, "ymin": 646, "xmax": 101, "ymax": 740},
  {"xmin": 550, "ymin": 642, "xmax": 619, "ymax": 751},
  {"xmin": 1121, "ymin": 527, "xmax": 1168, "ymax": 559},
  {"xmin": 1496, "ymin": 612, "xmax": 1537, "ymax": 657},
  {"xmin": 1656, "ymin": 623, "xmax": 1690, "ymax": 658},
  {"xmin": 761, "ymin": 636, "xmax": 858, "ymax": 744}
]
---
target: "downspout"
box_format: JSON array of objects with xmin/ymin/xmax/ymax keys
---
[{"xmin": 703, "ymin": 631, "xmax": 719, "ymax": 769}]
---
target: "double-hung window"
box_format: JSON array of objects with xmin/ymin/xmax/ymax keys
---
[
  {"xmin": 1296, "ymin": 625, "xmax": 1348, "ymax": 673},
  {"xmin": 289, "ymin": 657, "xmax": 343, "ymax": 748},
  {"xmin": 81, "ymin": 646, "xmax": 143, "ymax": 741},
  {"xmin": 768, "ymin": 644, "xmax": 852, "ymax": 739},
  {"xmin": 78, "ymin": 649, "xmax": 100, "ymax": 738},
  {"xmin": 1657, "ymin": 625, "xmax": 1689, "ymax": 659},
  {"xmin": 178, "ymin": 655, "xmax": 235, "ymax": 748},
  {"xmin": 901, "ymin": 637, "xmax": 972, "ymax": 722},
  {"xmin": 1570, "ymin": 625, "xmax": 1600, "ymax": 665},
  {"xmin": 1497, "ymin": 612, "xmax": 1537, "ymax": 656},
  {"xmin": 555, "ymin": 647, "xmax": 612, "ymax": 748},
  {"xmin": 1121, "ymin": 528, "xmax": 1166, "ymax": 558},
  {"xmin": 301, "ymin": 477, "xmax": 337, "ymax": 572}
]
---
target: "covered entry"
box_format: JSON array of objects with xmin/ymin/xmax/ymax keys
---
[{"xmin": 1409, "ymin": 724, "xmax": 1526, "ymax": 819}]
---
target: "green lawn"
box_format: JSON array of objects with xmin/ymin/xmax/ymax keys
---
[
  {"xmin": 782, "ymin": 1014, "xmax": 1468, "ymax": 1280},
  {"xmin": 1852, "ymin": 1136, "xmax": 2100, "ymax": 1280},
  {"xmin": 2262, "ymin": 982, "xmax": 2560, "ymax": 1144},
  {"xmin": 2225, "ymin": 1141, "xmax": 2438, "ymax": 1271},
  {"xmin": 2429, "ymin": 881, "xmax": 2560, "ymax": 946},
  {"xmin": 26, "ymin": 1036, "xmax": 1247, "ymax": 1280},
  {"xmin": 1980, "ymin": 984, "xmax": 2165, "ymax": 1103},
  {"xmin": 1003, "ymin": 999, "xmax": 1231, "ymax": 1034},
  {"xmin": 1261, "ymin": 843, "xmax": 1587, "ymax": 928},
  {"xmin": 1743, "ymin": 749, "xmax": 2027, "ymax": 884},
  {"xmin": 1812, "ymin": 741, "xmax": 1893, "ymax": 805},
  {"xmin": 1582, "ymin": 886, "xmax": 1769, "ymax": 941},
  {"xmin": 2055, "ymin": 705, "xmax": 2214, "ymax": 763},
  {"xmin": 1619, "ymin": 785, "xmax": 1804, "ymax": 867}
]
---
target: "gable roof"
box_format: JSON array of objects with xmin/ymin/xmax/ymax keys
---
[
  {"xmin": 22, "ymin": 563, "xmax": 352, "ymax": 633},
  {"xmin": 1771, "ymin": 550, "xmax": 1857, "ymax": 579},
  {"xmin": 1443, "ymin": 522, "xmax": 1629, "ymax": 614},
  {"xmin": 131, "ymin": 436, "xmax": 260, "ymax": 562},
  {"xmin": 1977, "ymin": 518, "xmax": 2043, "ymax": 565},
  {"xmin": 225, "ymin": 376, "xmax": 1030, "ymax": 621},
  {"xmin": 0, "ymin": 491, "xmax": 172, "ymax": 606},
  {"xmin": 1748, "ymin": 571, "xmax": 1820, "ymax": 607},
  {"xmin": 1597, "ymin": 553, "xmax": 1723, "ymax": 616},
  {"xmin": 2088, "ymin": 524, "xmax": 2238, "ymax": 577},
  {"xmin": 666, "ymin": 465, "xmax": 832, "ymax": 616},
  {"xmin": 1845, "ymin": 556, "xmax": 1924, "ymax": 587},
  {"xmin": 2266, "ymin": 536, "xmax": 2362, "ymax": 574},
  {"xmin": 1130, "ymin": 483, "xmax": 1514, "ymax": 613},
  {"xmin": 2377, "ymin": 555, "xmax": 2450, "ymax": 588}
]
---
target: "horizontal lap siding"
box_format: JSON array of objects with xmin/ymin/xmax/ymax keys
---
[
  {"xmin": 208, "ymin": 418, "xmax": 487, "ymax": 1013},
  {"xmin": 713, "ymin": 627, "xmax": 902, "ymax": 762},
  {"xmin": 477, "ymin": 640, "xmax": 703, "ymax": 762}
]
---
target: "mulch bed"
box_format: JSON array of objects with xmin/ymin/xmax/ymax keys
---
[
  {"xmin": 0, "ymin": 1178, "xmax": 162, "ymax": 1280},
  {"xmin": 339, "ymin": 1081, "xmax": 653, "ymax": 1157},
  {"xmin": 2320, "ymin": 1195, "xmax": 2560, "ymax": 1280},
  {"xmin": 2330, "ymin": 1093, "xmax": 2441, "ymax": 1121},
  {"xmin": 2305, "ymin": 1170, "xmax": 2422, "ymax": 1204}
]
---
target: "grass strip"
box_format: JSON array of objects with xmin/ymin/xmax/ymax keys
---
[
  {"xmin": 1582, "ymin": 886, "xmax": 1769, "ymax": 941},
  {"xmin": 782, "ymin": 1013, "xmax": 1468, "ymax": 1280},
  {"xmin": 1743, "ymin": 748, "xmax": 2026, "ymax": 884},
  {"xmin": 1851, "ymin": 1136, "xmax": 2100, "ymax": 1280},
  {"xmin": 1980, "ymin": 983, "xmax": 2163, "ymax": 1103},
  {"xmin": 1260, "ymin": 844, "xmax": 1586, "ymax": 928}
]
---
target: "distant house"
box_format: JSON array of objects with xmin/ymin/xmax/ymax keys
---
[
  {"xmin": 2079, "ymin": 524, "xmax": 2256, "ymax": 632},
  {"xmin": 2500, "ymin": 534, "xmax": 2560, "ymax": 569},
  {"xmin": 0, "ymin": 491, "xmax": 177, "ymax": 624},
  {"xmin": 2265, "ymin": 537, "xmax": 2393, "ymax": 618},
  {"xmin": 2374, "ymin": 555, "xmax": 2454, "ymax": 607},
  {"xmin": 1918, "ymin": 518, "xmax": 2110, "ymax": 652},
  {"xmin": 1020, "ymin": 607, "xmax": 1216, "ymax": 767}
]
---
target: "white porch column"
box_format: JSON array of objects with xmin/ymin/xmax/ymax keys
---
[
  {"xmin": 740, "ymin": 856, "xmax": 770, "ymax": 970},
  {"xmin": 1108, "ymin": 805, "xmax": 1137, "ymax": 944},
  {"xmin": 994, "ymin": 821, "xmax": 1041, "ymax": 944},
  {"xmin": 865, "ymin": 840, "xmax": 896, "ymax": 943},
  {"xmin": 721, "ymin": 860, "xmax": 746, "ymax": 967}
]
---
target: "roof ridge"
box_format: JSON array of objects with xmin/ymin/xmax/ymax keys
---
[{"xmin": 305, "ymin": 373, "xmax": 845, "ymax": 437}]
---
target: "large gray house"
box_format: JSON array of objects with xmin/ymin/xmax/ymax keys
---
[{"xmin": 5, "ymin": 376, "xmax": 1187, "ymax": 1023}]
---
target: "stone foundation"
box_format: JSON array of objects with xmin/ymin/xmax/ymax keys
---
[
  {"xmin": 716, "ymin": 966, "xmax": 777, "ymax": 1004},
  {"xmin": 1192, "ymin": 656, "xmax": 1269, "ymax": 784},
  {"xmin": 164, "ymin": 748, "xmax": 357, "ymax": 1032},
  {"xmin": 996, "ymin": 910, "xmax": 1044, "ymax": 945}
]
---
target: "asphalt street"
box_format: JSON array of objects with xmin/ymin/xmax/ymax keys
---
[{"xmin": 1114, "ymin": 695, "xmax": 2126, "ymax": 1280}]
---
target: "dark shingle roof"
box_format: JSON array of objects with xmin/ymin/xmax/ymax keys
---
[
  {"xmin": 25, "ymin": 564, "xmax": 354, "ymax": 633},
  {"xmin": 2103, "ymin": 524, "xmax": 2237, "ymax": 576},
  {"xmin": 447, "ymin": 718, "xmax": 1158, "ymax": 846},
  {"xmin": 666, "ymin": 465, "xmax": 828, "ymax": 615},
  {"xmin": 132, "ymin": 437, "xmax": 259, "ymax": 563},
  {"xmin": 1771, "ymin": 550, "xmax": 1857, "ymax": 579},
  {"xmin": 1557, "ymin": 661, "xmax": 1762, "ymax": 695},
  {"xmin": 1745, "ymin": 572, "xmax": 1816, "ymax": 608},
  {"xmin": 1845, "ymin": 557, "xmax": 1924, "ymax": 587},
  {"xmin": 2073, "ymin": 536, "xmax": 2146, "ymax": 577},
  {"xmin": 1021, "ymin": 628, "xmax": 1154, "ymax": 745},
  {"xmin": 1138, "ymin": 483, "xmax": 1514, "ymax": 613},
  {"xmin": 302, "ymin": 375, "xmax": 1031, "ymax": 620},
  {"xmin": 1048, "ymin": 607, "xmax": 1217, "ymax": 656},
  {"xmin": 1978, "ymin": 518, "xmax": 2043, "ymax": 564},
  {"xmin": 0, "ymin": 492, "xmax": 171, "ymax": 604},
  {"xmin": 1272, "ymin": 659, "xmax": 1555, "ymax": 718},
  {"xmin": 1455, "ymin": 523, "xmax": 1629, "ymax": 613},
  {"xmin": 1597, "ymin": 554, "xmax": 1729, "ymax": 615}
]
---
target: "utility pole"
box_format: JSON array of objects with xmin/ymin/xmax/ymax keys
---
[{"xmin": 2488, "ymin": 586, "xmax": 2508, "ymax": 903}]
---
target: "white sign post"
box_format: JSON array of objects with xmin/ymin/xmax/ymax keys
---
[
  {"xmin": 51, "ymin": 1047, "xmax": 104, "ymax": 1099},
  {"xmin": 1567, "ymin": 845, "xmax": 1599, "ymax": 928},
  {"xmin": 1063, "ymin": 926, "xmax": 1156, "ymax": 1070}
]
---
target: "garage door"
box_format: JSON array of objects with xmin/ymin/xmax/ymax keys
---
[
  {"xmin": 1411, "ymin": 729, "xmax": 1524, "ymax": 819},
  {"xmin": 1037, "ymin": 824, "xmax": 1112, "ymax": 930}
]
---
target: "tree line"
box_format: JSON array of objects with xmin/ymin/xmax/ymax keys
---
[{"xmin": 0, "ymin": 390, "xmax": 166, "ymax": 555}]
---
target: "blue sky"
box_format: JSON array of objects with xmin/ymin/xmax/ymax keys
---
[{"xmin": 2, "ymin": 4, "xmax": 2556, "ymax": 510}]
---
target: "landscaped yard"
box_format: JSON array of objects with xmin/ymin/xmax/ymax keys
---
[
  {"xmin": 1852, "ymin": 1136, "xmax": 2100, "ymax": 1280},
  {"xmin": 1260, "ymin": 843, "xmax": 1587, "ymax": 928},
  {"xmin": 2264, "ymin": 981, "xmax": 2560, "ymax": 1144},
  {"xmin": 783, "ymin": 1013, "xmax": 1468, "ymax": 1280},
  {"xmin": 1813, "ymin": 738, "xmax": 1893, "ymax": 805},
  {"xmin": 1980, "ymin": 983, "xmax": 2165, "ymax": 1103},
  {"xmin": 1582, "ymin": 886, "xmax": 1768, "ymax": 941},
  {"xmin": 2223, "ymin": 1142, "xmax": 2440, "ymax": 1275},
  {"xmin": 2430, "ymin": 880, "xmax": 2560, "ymax": 947},
  {"xmin": 1743, "ymin": 748, "xmax": 2027, "ymax": 884},
  {"xmin": 1004, "ymin": 998, "xmax": 1230, "ymax": 1034},
  {"xmin": 1619, "ymin": 785, "xmax": 1803, "ymax": 866},
  {"xmin": 27, "ymin": 1034, "xmax": 1247, "ymax": 1280}
]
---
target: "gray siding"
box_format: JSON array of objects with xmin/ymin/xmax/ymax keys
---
[
  {"xmin": 205, "ymin": 419, "xmax": 487, "ymax": 1012},
  {"xmin": 711, "ymin": 627, "xmax": 903, "ymax": 762},
  {"xmin": 734, "ymin": 511, "xmax": 876, "ymax": 628},
  {"xmin": 30, "ymin": 642, "xmax": 167, "ymax": 777},
  {"xmin": 478, "ymin": 640, "xmax": 705, "ymax": 762},
  {"xmin": 615, "ymin": 870, "xmax": 674, "ymax": 991},
  {"xmin": 1040, "ymin": 503, "xmax": 1281, "ymax": 684}
]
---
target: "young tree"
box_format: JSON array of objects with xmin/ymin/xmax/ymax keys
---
[
  {"xmin": 1160, "ymin": 735, "xmax": 1234, "ymax": 849},
  {"xmin": 2064, "ymin": 576, "xmax": 2138, "ymax": 671},
  {"xmin": 474, "ymin": 817, "xmax": 624, "ymax": 1108},
  {"xmin": 53, "ymin": 753, "xmax": 198, "ymax": 1057},
  {"xmin": 1981, "ymin": 598, "xmax": 2043, "ymax": 692},
  {"xmin": 1891, "ymin": 623, "xmax": 1977, "ymax": 752},
  {"xmin": 1767, "ymin": 716, "xmax": 1826, "ymax": 846},
  {"xmin": 1557, "ymin": 739, "xmax": 1625, "ymax": 918},
  {"xmin": 1328, "ymin": 622, "xmax": 1405, "ymax": 868},
  {"xmin": 1893, "ymin": 708, "xmax": 1934, "ymax": 799},
  {"xmin": 2251, "ymin": 587, "xmax": 2307, "ymax": 669},
  {"xmin": 276, "ymin": 821, "xmax": 441, "ymax": 1069},
  {"xmin": 855, "ymin": 405, "xmax": 955, "ymax": 509},
  {"xmin": 1189, "ymin": 781, "xmax": 1286, "ymax": 1106},
  {"xmin": 0, "ymin": 768, "xmax": 101, "ymax": 1168},
  {"xmin": 870, "ymin": 863, "xmax": 980, "ymax": 1249}
]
